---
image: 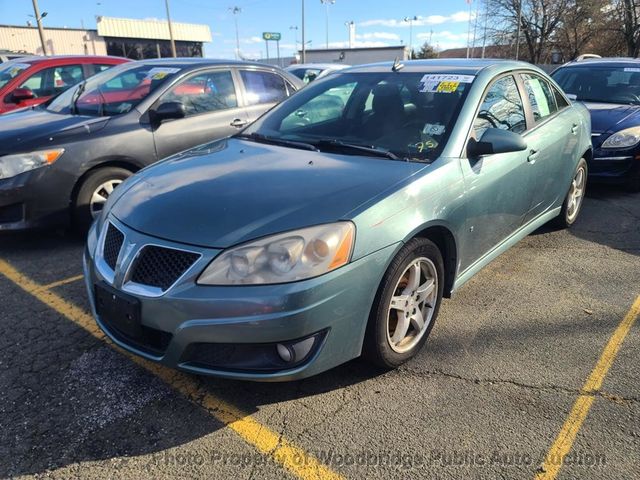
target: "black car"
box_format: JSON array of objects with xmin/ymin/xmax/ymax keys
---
[
  {"xmin": 552, "ymin": 58, "xmax": 640, "ymax": 190},
  {"xmin": 0, "ymin": 59, "xmax": 302, "ymax": 231}
]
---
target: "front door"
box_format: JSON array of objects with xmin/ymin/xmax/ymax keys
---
[
  {"xmin": 458, "ymin": 74, "xmax": 535, "ymax": 270},
  {"xmin": 152, "ymin": 68, "xmax": 248, "ymax": 160}
]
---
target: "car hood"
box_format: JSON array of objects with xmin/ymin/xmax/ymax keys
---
[
  {"xmin": 584, "ymin": 102, "xmax": 640, "ymax": 133},
  {"xmin": 111, "ymin": 139, "xmax": 426, "ymax": 248},
  {"xmin": 0, "ymin": 108, "xmax": 109, "ymax": 154}
]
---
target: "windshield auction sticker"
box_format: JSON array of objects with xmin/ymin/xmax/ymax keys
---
[
  {"xmin": 419, "ymin": 74, "xmax": 475, "ymax": 93},
  {"xmin": 145, "ymin": 67, "xmax": 181, "ymax": 81}
]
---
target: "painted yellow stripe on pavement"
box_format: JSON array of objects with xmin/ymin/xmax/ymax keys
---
[
  {"xmin": 0, "ymin": 259, "xmax": 343, "ymax": 480},
  {"xmin": 41, "ymin": 274, "xmax": 85, "ymax": 290},
  {"xmin": 535, "ymin": 294, "xmax": 640, "ymax": 480}
]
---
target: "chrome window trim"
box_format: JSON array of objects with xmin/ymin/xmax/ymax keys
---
[{"xmin": 593, "ymin": 156, "xmax": 634, "ymax": 161}]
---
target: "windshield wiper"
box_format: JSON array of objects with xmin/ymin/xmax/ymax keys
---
[
  {"xmin": 314, "ymin": 139, "xmax": 402, "ymax": 160},
  {"xmin": 237, "ymin": 132, "xmax": 319, "ymax": 152}
]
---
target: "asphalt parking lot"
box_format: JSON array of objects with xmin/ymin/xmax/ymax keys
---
[{"xmin": 1, "ymin": 185, "xmax": 638, "ymax": 480}]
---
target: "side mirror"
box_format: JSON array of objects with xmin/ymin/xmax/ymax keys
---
[
  {"xmin": 11, "ymin": 87, "xmax": 35, "ymax": 103},
  {"xmin": 151, "ymin": 101, "xmax": 186, "ymax": 124},
  {"xmin": 467, "ymin": 128, "xmax": 527, "ymax": 158}
]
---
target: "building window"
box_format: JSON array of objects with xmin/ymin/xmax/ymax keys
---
[{"xmin": 105, "ymin": 37, "xmax": 203, "ymax": 60}]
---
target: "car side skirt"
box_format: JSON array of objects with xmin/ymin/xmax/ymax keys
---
[{"xmin": 452, "ymin": 206, "xmax": 562, "ymax": 294}]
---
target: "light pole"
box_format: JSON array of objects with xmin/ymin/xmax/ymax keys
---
[
  {"xmin": 229, "ymin": 6, "xmax": 242, "ymax": 60},
  {"xmin": 515, "ymin": 0, "xmax": 523, "ymax": 60},
  {"xmin": 301, "ymin": 0, "xmax": 306, "ymax": 63},
  {"xmin": 320, "ymin": 0, "xmax": 335, "ymax": 49},
  {"xmin": 30, "ymin": 0, "xmax": 47, "ymax": 56},
  {"xmin": 164, "ymin": 0, "xmax": 177, "ymax": 57},
  {"xmin": 290, "ymin": 26, "xmax": 299, "ymax": 59},
  {"xmin": 466, "ymin": 0, "xmax": 473, "ymax": 58},
  {"xmin": 344, "ymin": 21, "xmax": 354, "ymax": 48},
  {"xmin": 404, "ymin": 16, "xmax": 418, "ymax": 59}
]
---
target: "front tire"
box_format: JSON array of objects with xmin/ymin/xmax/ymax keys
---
[
  {"xmin": 553, "ymin": 158, "xmax": 588, "ymax": 228},
  {"xmin": 363, "ymin": 238, "xmax": 444, "ymax": 369},
  {"xmin": 73, "ymin": 167, "xmax": 132, "ymax": 233}
]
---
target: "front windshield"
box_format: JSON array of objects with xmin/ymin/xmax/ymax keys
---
[
  {"xmin": 0, "ymin": 61, "xmax": 32, "ymax": 89},
  {"xmin": 553, "ymin": 65, "xmax": 640, "ymax": 105},
  {"xmin": 47, "ymin": 63, "xmax": 183, "ymax": 116},
  {"xmin": 243, "ymin": 71, "xmax": 472, "ymax": 162}
]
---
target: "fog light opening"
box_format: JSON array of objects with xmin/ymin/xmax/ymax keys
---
[{"xmin": 276, "ymin": 343, "xmax": 295, "ymax": 363}]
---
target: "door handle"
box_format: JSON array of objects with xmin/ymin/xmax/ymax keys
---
[
  {"xmin": 230, "ymin": 118, "xmax": 248, "ymax": 128},
  {"xmin": 527, "ymin": 149, "xmax": 539, "ymax": 164},
  {"xmin": 571, "ymin": 123, "xmax": 579, "ymax": 135}
]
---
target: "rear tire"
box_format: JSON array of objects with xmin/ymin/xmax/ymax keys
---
[
  {"xmin": 363, "ymin": 237, "xmax": 444, "ymax": 369},
  {"xmin": 72, "ymin": 167, "xmax": 132, "ymax": 233},
  {"xmin": 553, "ymin": 158, "xmax": 588, "ymax": 229}
]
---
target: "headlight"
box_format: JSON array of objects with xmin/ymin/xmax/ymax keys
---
[
  {"xmin": 198, "ymin": 222, "xmax": 355, "ymax": 285},
  {"xmin": 601, "ymin": 127, "xmax": 640, "ymax": 149},
  {"xmin": 0, "ymin": 149, "xmax": 65, "ymax": 179}
]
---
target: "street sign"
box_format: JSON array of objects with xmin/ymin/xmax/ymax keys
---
[{"xmin": 262, "ymin": 32, "xmax": 281, "ymax": 41}]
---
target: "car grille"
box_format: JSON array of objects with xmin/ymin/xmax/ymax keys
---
[
  {"xmin": 129, "ymin": 246, "xmax": 200, "ymax": 291},
  {"xmin": 103, "ymin": 223, "xmax": 125, "ymax": 270}
]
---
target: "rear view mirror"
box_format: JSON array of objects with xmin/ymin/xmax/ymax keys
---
[
  {"xmin": 467, "ymin": 128, "xmax": 527, "ymax": 157},
  {"xmin": 11, "ymin": 87, "xmax": 35, "ymax": 103},
  {"xmin": 151, "ymin": 101, "xmax": 186, "ymax": 124}
]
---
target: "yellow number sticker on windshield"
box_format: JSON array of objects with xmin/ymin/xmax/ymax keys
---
[{"xmin": 436, "ymin": 81, "xmax": 459, "ymax": 93}]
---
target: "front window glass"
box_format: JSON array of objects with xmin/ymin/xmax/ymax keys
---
[
  {"xmin": 19, "ymin": 65, "xmax": 84, "ymax": 97},
  {"xmin": 552, "ymin": 66, "xmax": 640, "ymax": 105},
  {"xmin": 243, "ymin": 72, "xmax": 474, "ymax": 162},
  {"xmin": 160, "ymin": 70, "xmax": 238, "ymax": 116},
  {"xmin": 0, "ymin": 62, "xmax": 31, "ymax": 90},
  {"xmin": 474, "ymin": 75, "xmax": 526, "ymax": 138},
  {"xmin": 47, "ymin": 64, "xmax": 182, "ymax": 116}
]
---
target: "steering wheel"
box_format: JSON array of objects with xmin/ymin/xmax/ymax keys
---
[{"xmin": 477, "ymin": 111, "xmax": 499, "ymax": 128}]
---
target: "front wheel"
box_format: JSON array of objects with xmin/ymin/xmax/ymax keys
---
[
  {"xmin": 363, "ymin": 238, "xmax": 444, "ymax": 369},
  {"xmin": 72, "ymin": 167, "xmax": 133, "ymax": 233},
  {"xmin": 553, "ymin": 158, "xmax": 588, "ymax": 228}
]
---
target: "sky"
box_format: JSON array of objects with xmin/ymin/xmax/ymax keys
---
[{"xmin": 0, "ymin": 0, "xmax": 482, "ymax": 59}]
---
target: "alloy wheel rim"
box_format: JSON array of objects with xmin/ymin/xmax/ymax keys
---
[
  {"xmin": 567, "ymin": 166, "xmax": 586, "ymax": 222},
  {"xmin": 90, "ymin": 179, "xmax": 122, "ymax": 219},
  {"xmin": 386, "ymin": 257, "xmax": 438, "ymax": 354}
]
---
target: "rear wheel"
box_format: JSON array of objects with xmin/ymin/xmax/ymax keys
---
[
  {"xmin": 363, "ymin": 238, "xmax": 444, "ymax": 368},
  {"xmin": 553, "ymin": 158, "xmax": 587, "ymax": 228},
  {"xmin": 73, "ymin": 167, "xmax": 132, "ymax": 233}
]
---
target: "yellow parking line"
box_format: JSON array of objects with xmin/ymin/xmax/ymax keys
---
[
  {"xmin": 0, "ymin": 259, "xmax": 343, "ymax": 480},
  {"xmin": 535, "ymin": 294, "xmax": 640, "ymax": 480},
  {"xmin": 41, "ymin": 274, "xmax": 85, "ymax": 290}
]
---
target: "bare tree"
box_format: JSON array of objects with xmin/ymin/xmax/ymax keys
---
[
  {"xmin": 487, "ymin": 0, "xmax": 571, "ymax": 62},
  {"xmin": 555, "ymin": 0, "xmax": 602, "ymax": 60}
]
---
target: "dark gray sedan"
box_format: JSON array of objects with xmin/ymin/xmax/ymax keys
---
[{"xmin": 0, "ymin": 59, "xmax": 302, "ymax": 231}]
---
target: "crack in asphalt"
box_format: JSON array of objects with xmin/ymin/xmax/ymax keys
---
[{"xmin": 396, "ymin": 367, "xmax": 640, "ymax": 406}]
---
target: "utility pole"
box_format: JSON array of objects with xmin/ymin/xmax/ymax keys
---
[
  {"xmin": 230, "ymin": 7, "xmax": 242, "ymax": 60},
  {"xmin": 31, "ymin": 0, "xmax": 47, "ymax": 56},
  {"xmin": 466, "ymin": 0, "xmax": 473, "ymax": 58},
  {"xmin": 301, "ymin": 0, "xmax": 306, "ymax": 63},
  {"xmin": 515, "ymin": 0, "xmax": 522, "ymax": 60},
  {"xmin": 481, "ymin": 0, "xmax": 489, "ymax": 58},
  {"xmin": 165, "ymin": 0, "xmax": 177, "ymax": 57},
  {"xmin": 320, "ymin": 0, "xmax": 335, "ymax": 49},
  {"xmin": 404, "ymin": 16, "xmax": 418, "ymax": 59},
  {"xmin": 470, "ymin": 0, "xmax": 480, "ymax": 58}
]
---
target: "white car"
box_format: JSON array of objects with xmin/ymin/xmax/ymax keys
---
[{"xmin": 286, "ymin": 63, "xmax": 349, "ymax": 84}]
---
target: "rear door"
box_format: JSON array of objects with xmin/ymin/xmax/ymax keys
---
[
  {"xmin": 236, "ymin": 68, "xmax": 293, "ymax": 124},
  {"xmin": 519, "ymin": 72, "xmax": 579, "ymax": 222},
  {"xmin": 152, "ymin": 68, "xmax": 247, "ymax": 160},
  {"xmin": 458, "ymin": 74, "xmax": 536, "ymax": 269}
]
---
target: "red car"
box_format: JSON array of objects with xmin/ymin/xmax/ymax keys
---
[{"xmin": 0, "ymin": 55, "xmax": 129, "ymax": 114}]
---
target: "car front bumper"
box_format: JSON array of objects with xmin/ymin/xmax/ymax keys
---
[
  {"xmin": 0, "ymin": 167, "xmax": 73, "ymax": 231},
  {"xmin": 84, "ymin": 217, "xmax": 399, "ymax": 381},
  {"xmin": 589, "ymin": 145, "xmax": 640, "ymax": 183}
]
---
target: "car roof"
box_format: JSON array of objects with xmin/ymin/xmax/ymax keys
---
[
  {"xmin": 131, "ymin": 57, "xmax": 286, "ymax": 70},
  {"xmin": 5, "ymin": 55, "xmax": 128, "ymax": 64},
  {"xmin": 556, "ymin": 57, "xmax": 640, "ymax": 69},
  {"xmin": 343, "ymin": 58, "xmax": 536, "ymax": 75},
  {"xmin": 287, "ymin": 63, "xmax": 348, "ymax": 70}
]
